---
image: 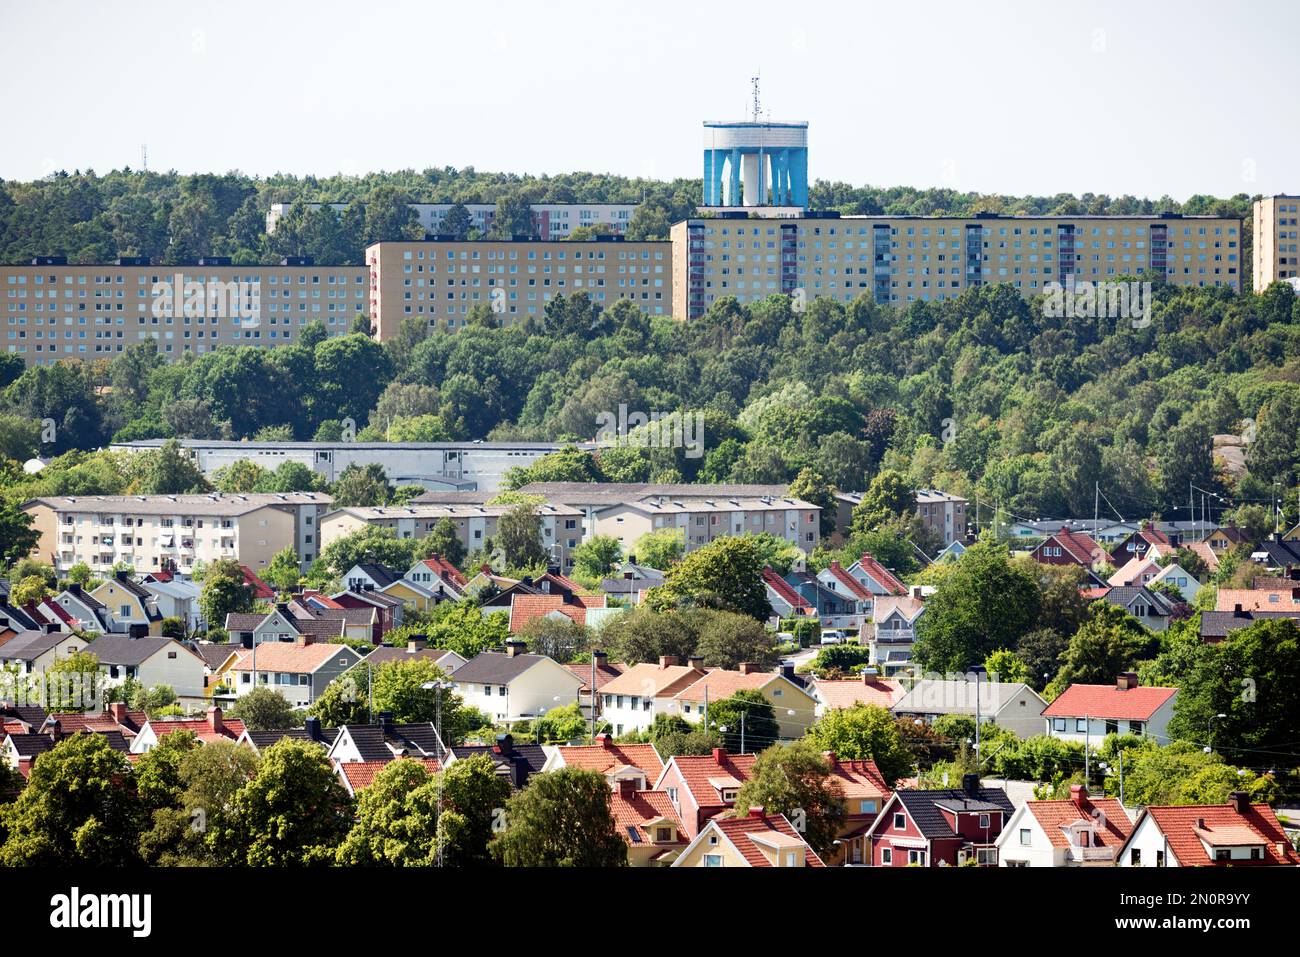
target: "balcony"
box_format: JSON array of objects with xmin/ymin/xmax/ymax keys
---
[{"xmin": 1068, "ymin": 845, "xmax": 1115, "ymax": 863}]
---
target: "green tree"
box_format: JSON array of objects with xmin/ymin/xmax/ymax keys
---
[
  {"xmin": 490, "ymin": 768, "xmax": 627, "ymax": 867},
  {"xmin": 0, "ymin": 733, "xmax": 143, "ymax": 866},
  {"xmin": 424, "ymin": 517, "xmax": 466, "ymax": 569},
  {"xmin": 0, "ymin": 500, "xmax": 39, "ymax": 567},
  {"xmin": 319, "ymin": 524, "xmax": 418, "ymax": 577},
  {"xmin": 789, "ymin": 467, "xmax": 837, "ymax": 538},
  {"xmin": 229, "ymin": 686, "xmax": 298, "ymax": 731},
  {"xmin": 599, "ymin": 607, "xmax": 698, "ymax": 665},
  {"xmin": 708, "ymin": 690, "xmax": 779, "ymax": 752},
  {"xmin": 332, "ymin": 462, "xmax": 391, "ymax": 507},
  {"xmin": 132, "ymin": 728, "xmax": 200, "ymax": 812},
  {"xmin": 571, "ymin": 535, "xmax": 623, "ymax": 582},
  {"xmin": 226, "ymin": 739, "xmax": 353, "ymax": 866},
  {"xmin": 629, "ymin": 527, "xmax": 684, "ymax": 569},
  {"xmin": 851, "ymin": 469, "xmax": 914, "ymax": 533},
  {"xmin": 646, "ymin": 536, "xmax": 772, "ymax": 621},
  {"xmin": 535, "ymin": 702, "xmax": 589, "ymax": 743},
  {"xmin": 806, "ymin": 704, "xmax": 914, "ymax": 785},
  {"xmin": 141, "ymin": 438, "xmax": 209, "ymax": 494},
  {"xmin": 691, "ymin": 609, "xmax": 779, "ymax": 670},
  {"xmin": 10, "ymin": 573, "xmax": 50, "ymax": 607},
  {"xmin": 199, "ymin": 557, "xmax": 255, "ymax": 627},
  {"xmin": 735, "ymin": 741, "xmax": 847, "ymax": 858},
  {"xmin": 43, "ymin": 650, "xmax": 101, "ymax": 710},
  {"xmin": 1046, "ymin": 602, "xmax": 1147, "ymax": 696},
  {"xmin": 983, "ymin": 648, "xmax": 1030, "ymax": 684},
  {"xmin": 138, "ymin": 739, "xmax": 259, "ymax": 866},
  {"xmin": 262, "ymin": 546, "xmax": 302, "ymax": 593},
  {"xmin": 335, "ymin": 757, "xmax": 443, "ymax": 866},
  {"xmin": 496, "ymin": 503, "xmax": 546, "ymax": 569}
]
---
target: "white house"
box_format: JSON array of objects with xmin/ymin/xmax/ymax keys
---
[
  {"xmin": 138, "ymin": 574, "xmax": 203, "ymax": 631},
  {"xmin": 1116, "ymin": 793, "xmax": 1299, "ymax": 867},
  {"xmin": 1041, "ymin": 674, "xmax": 1177, "ymax": 744},
  {"xmin": 1149, "ymin": 562, "xmax": 1201, "ymax": 604},
  {"xmin": 867, "ymin": 593, "xmax": 926, "ymax": 675},
  {"xmin": 597, "ymin": 657, "xmax": 710, "ymax": 736},
  {"xmin": 996, "ymin": 786, "xmax": 1134, "ymax": 867},
  {"xmin": 83, "ymin": 634, "xmax": 208, "ymax": 701},
  {"xmin": 450, "ymin": 642, "xmax": 584, "ymax": 723},
  {"xmin": 891, "ymin": 678, "xmax": 1047, "ymax": 739}
]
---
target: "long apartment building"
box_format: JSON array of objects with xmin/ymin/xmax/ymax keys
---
[
  {"xmin": 366, "ymin": 237, "xmax": 671, "ymax": 339},
  {"xmin": 266, "ymin": 201, "xmax": 639, "ymax": 240},
  {"xmin": 1253, "ymin": 195, "xmax": 1300, "ymax": 290},
  {"xmin": 21, "ymin": 492, "xmax": 332, "ymax": 576},
  {"xmin": 318, "ymin": 501, "xmax": 586, "ymax": 571},
  {"xmin": 671, "ymin": 212, "xmax": 1242, "ymax": 319},
  {"xmin": 109, "ymin": 439, "xmax": 595, "ymax": 494},
  {"xmin": 3, "ymin": 256, "xmax": 367, "ymax": 366}
]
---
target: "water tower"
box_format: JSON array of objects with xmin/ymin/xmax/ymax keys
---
[{"xmin": 702, "ymin": 119, "xmax": 808, "ymax": 209}]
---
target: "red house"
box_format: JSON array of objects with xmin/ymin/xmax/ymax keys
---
[
  {"xmin": 1030, "ymin": 527, "xmax": 1102, "ymax": 567},
  {"xmin": 865, "ymin": 774, "xmax": 1013, "ymax": 867},
  {"xmin": 653, "ymin": 748, "xmax": 757, "ymax": 839},
  {"xmin": 1109, "ymin": 522, "xmax": 1173, "ymax": 566}
]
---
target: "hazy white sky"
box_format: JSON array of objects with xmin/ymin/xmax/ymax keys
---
[{"xmin": 2, "ymin": 0, "xmax": 1296, "ymax": 199}]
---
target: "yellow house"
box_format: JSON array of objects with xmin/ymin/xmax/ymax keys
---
[
  {"xmin": 672, "ymin": 809, "xmax": 823, "ymax": 868},
  {"xmin": 667, "ymin": 668, "xmax": 818, "ymax": 741},
  {"xmin": 90, "ymin": 572, "xmax": 163, "ymax": 636}
]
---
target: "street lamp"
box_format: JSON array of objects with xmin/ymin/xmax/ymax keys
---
[
  {"xmin": 1205, "ymin": 712, "xmax": 1227, "ymax": 754},
  {"xmin": 421, "ymin": 679, "xmax": 455, "ymax": 753}
]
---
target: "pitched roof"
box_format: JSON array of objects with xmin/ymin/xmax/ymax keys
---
[
  {"xmin": 0, "ymin": 629, "xmax": 75, "ymax": 661},
  {"xmin": 508, "ymin": 594, "xmax": 593, "ymax": 630},
  {"xmin": 821, "ymin": 561, "xmax": 874, "ymax": 601},
  {"xmin": 1039, "ymin": 527, "xmax": 1101, "ymax": 563},
  {"xmin": 230, "ymin": 642, "xmax": 359, "ymax": 673},
  {"xmin": 665, "ymin": 750, "xmax": 757, "ymax": 811},
  {"xmin": 1187, "ymin": 541, "xmax": 1220, "ymax": 571},
  {"xmin": 146, "ymin": 714, "xmax": 245, "ymax": 744},
  {"xmin": 762, "ymin": 568, "xmax": 812, "ymax": 611},
  {"xmin": 610, "ymin": 789, "xmax": 686, "ymax": 846},
  {"xmin": 240, "ymin": 565, "xmax": 275, "ymax": 600},
  {"xmin": 893, "ymin": 679, "xmax": 1040, "ymax": 716},
  {"xmin": 1138, "ymin": 803, "xmax": 1298, "ymax": 866},
  {"xmin": 813, "ymin": 677, "xmax": 904, "ymax": 711},
  {"xmin": 6, "ymin": 729, "xmax": 131, "ymax": 758},
  {"xmin": 1217, "ymin": 587, "xmax": 1300, "ymax": 613},
  {"xmin": 554, "ymin": 738, "xmax": 665, "ymax": 778},
  {"xmin": 448, "ymin": 739, "xmax": 546, "ymax": 786},
  {"xmin": 46, "ymin": 709, "xmax": 147, "ymax": 736},
  {"xmin": 672, "ymin": 668, "xmax": 784, "ymax": 702},
  {"xmin": 561, "ymin": 660, "xmax": 627, "ymax": 693},
  {"xmin": 242, "ymin": 726, "xmax": 340, "ymax": 753},
  {"xmin": 872, "ymin": 595, "xmax": 925, "ymax": 622},
  {"xmin": 1199, "ymin": 608, "xmax": 1300, "ymax": 640},
  {"xmin": 853, "ymin": 553, "xmax": 906, "ymax": 596},
  {"xmin": 336, "ymin": 722, "xmax": 446, "ymax": 762},
  {"xmin": 706, "ymin": 811, "xmax": 824, "ymax": 867},
  {"xmin": 452, "ymin": 650, "xmax": 562, "ymax": 685},
  {"xmin": 1024, "ymin": 792, "xmax": 1133, "ymax": 848},
  {"xmin": 891, "ymin": 787, "xmax": 1014, "ymax": 839},
  {"xmin": 363, "ymin": 646, "xmax": 465, "ymax": 671},
  {"xmin": 420, "ymin": 555, "xmax": 467, "ymax": 588},
  {"xmin": 1100, "ymin": 585, "xmax": 1177, "ymax": 616},
  {"xmin": 189, "ymin": 642, "xmax": 242, "ymax": 670},
  {"xmin": 85, "ymin": 634, "xmax": 199, "ymax": 667},
  {"xmin": 354, "ymin": 562, "xmax": 401, "ymax": 588},
  {"xmin": 1041, "ymin": 683, "xmax": 1177, "ymax": 720},
  {"xmin": 1108, "ymin": 556, "xmax": 1161, "ymax": 587},
  {"xmin": 827, "ymin": 757, "xmax": 892, "ymax": 808},
  {"xmin": 601, "ymin": 661, "xmax": 709, "ymax": 698},
  {"xmin": 338, "ymin": 757, "xmax": 441, "ymax": 794}
]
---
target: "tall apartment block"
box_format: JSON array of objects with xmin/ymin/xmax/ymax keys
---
[
  {"xmin": 1252, "ymin": 195, "xmax": 1300, "ymax": 290},
  {"xmin": 265, "ymin": 201, "xmax": 638, "ymax": 240},
  {"xmin": 366, "ymin": 237, "xmax": 671, "ymax": 340},
  {"xmin": 671, "ymin": 212, "xmax": 1241, "ymax": 320},
  {"xmin": 3, "ymin": 256, "xmax": 367, "ymax": 366}
]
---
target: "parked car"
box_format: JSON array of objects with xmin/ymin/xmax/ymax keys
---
[{"xmin": 820, "ymin": 629, "xmax": 847, "ymax": 645}]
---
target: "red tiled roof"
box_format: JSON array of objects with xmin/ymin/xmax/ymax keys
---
[
  {"xmin": 1025, "ymin": 792, "xmax": 1132, "ymax": 849},
  {"xmin": 421, "ymin": 555, "xmax": 468, "ymax": 588},
  {"xmin": 241, "ymin": 565, "xmax": 275, "ymax": 599},
  {"xmin": 854, "ymin": 553, "xmax": 906, "ymax": 596},
  {"xmin": 508, "ymin": 594, "xmax": 590, "ymax": 631},
  {"xmin": 556, "ymin": 738, "xmax": 665, "ymax": 779},
  {"xmin": 148, "ymin": 715, "xmax": 246, "ymax": 744},
  {"xmin": 49, "ymin": 709, "xmax": 148, "ymax": 735},
  {"xmin": 302, "ymin": 590, "xmax": 346, "ymax": 609},
  {"xmin": 611, "ymin": 788, "xmax": 685, "ymax": 845},
  {"xmin": 814, "ymin": 677, "xmax": 903, "ymax": 711},
  {"xmin": 1188, "ymin": 541, "xmax": 1220, "ymax": 571},
  {"xmin": 1041, "ymin": 683, "xmax": 1177, "ymax": 720},
  {"xmin": 338, "ymin": 758, "xmax": 441, "ymax": 793},
  {"xmin": 1039, "ymin": 528, "xmax": 1101, "ymax": 563},
  {"xmin": 602, "ymin": 662, "xmax": 708, "ymax": 697},
  {"xmin": 827, "ymin": 757, "xmax": 892, "ymax": 811},
  {"xmin": 762, "ymin": 568, "xmax": 811, "ymax": 611},
  {"xmin": 40, "ymin": 598, "xmax": 76, "ymax": 625},
  {"xmin": 1141, "ymin": 803, "xmax": 1298, "ymax": 866},
  {"xmin": 709, "ymin": 811, "xmax": 824, "ymax": 867},
  {"xmin": 1216, "ymin": 588, "xmax": 1300, "ymax": 613},
  {"xmin": 823, "ymin": 561, "xmax": 874, "ymax": 601},
  {"xmin": 667, "ymin": 751, "xmax": 757, "ymax": 812},
  {"xmin": 230, "ymin": 642, "xmax": 357, "ymax": 673},
  {"xmin": 1081, "ymin": 586, "xmax": 1112, "ymax": 600}
]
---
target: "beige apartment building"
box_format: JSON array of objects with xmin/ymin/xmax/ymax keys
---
[
  {"xmin": 916, "ymin": 489, "xmax": 968, "ymax": 547},
  {"xmin": 590, "ymin": 496, "xmax": 820, "ymax": 554},
  {"xmin": 671, "ymin": 212, "xmax": 1242, "ymax": 319},
  {"xmin": 2, "ymin": 257, "xmax": 367, "ymax": 366},
  {"xmin": 318, "ymin": 502, "xmax": 587, "ymax": 571},
  {"xmin": 1252, "ymin": 195, "xmax": 1300, "ymax": 290},
  {"xmin": 21, "ymin": 492, "xmax": 332, "ymax": 576},
  {"xmin": 366, "ymin": 237, "xmax": 672, "ymax": 340}
]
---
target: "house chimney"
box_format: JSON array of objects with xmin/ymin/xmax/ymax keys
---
[
  {"xmin": 305, "ymin": 716, "xmax": 322, "ymax": 741},
  {"xmin": 407, "ymin": 636, "xmax": 428, "ymax": 652},
  {"xmin": 711, "ymin": 747, "xmax": 726, "ymax": 763},
  {"xmin": 748, "ymin": 805, "xmax": 765, "ymax": 819},
  {"xmin": 1070, "ymin": 784, "xmax": 1090, "ymax": 810},
  {"xmin": 207, "ymin": 706, "xmax": 222, "ymax": 734},
  {"xmin": 781, "ymin": 663, "xmax": 796, "ymax": 680},
  {"xmin": 1196, "ymin": 817, "xmax": 1207, "ymax": 830},
  {"xmin": 593, "ymin": 649, "xmax": 608, "ymax": 665},
  {"xmin": 862, "ymin": 669, "xmax": 878, "ymax": 684},
  {"xmin": 909, "ymin": 585, "xmax": 924, "ymax": 600},
  {"xmin": 16, "ymin": 756, "xmax": 30, "ymax": 776},
  {"xmin": 378, "ymin": 711, "xmax": 395, "ymax": 735},
  {"xmin": 595, "ymin": 732, "xmax": 613, "ymax": 748},
  {"xmin": 1116, "ymin": 672, "xmax": 1138, "ymax": 691},
  {"xmin": 739, "ymin": 662, "xmax": 758, "ymax": 675},
  {"xmin": 495, "ymin": 732, "xmax": 513, "ymax": 755},
  {"xmin": 47, "ymin": 718, "xmax": 62, "ymax": 742},
  {"xmin": 658, "ymin": 655, "xmax": 682, "ymax": 668},
  {"xmin": 823, "ymin": 750, "xmax": 837, "ymax": 765},
  {"xmin": 617, "ymin": 777, "xmax": 637, "ymax": 798},
  {"xmin": 687, "ymin": 656, "xmax": 705, "ymax": 672},
  {"xmin": 1229, "ymin": 791, "xmax": 1250, "ymax": 814},
  {"xmin": 109, "ymin": 702, "xmax": 127, "ymax": 724},
  {"xmin": 505, "ymin": 641, "xmax": 526, "ymax": 658},
  {"xmin": 962, "ymin": 772, "xmax": 980, "ymax": 795},
  {"xmin": 45, "ymin": 622, "xmax": 60, "ymax": 634},
  {"xmin": 1234, "ymin": 603, "xmax": 1245, "ymax": 617}
]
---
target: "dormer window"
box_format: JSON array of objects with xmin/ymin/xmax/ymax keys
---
[{"xmin": 720, "ymin": 788, "xmax": 737, "ymax": 804}]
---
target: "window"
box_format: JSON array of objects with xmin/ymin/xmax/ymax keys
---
[
  {"xmin": 1052, "ymin": 718, "xmax": 1066, "ymax": 732},
  {"xmin": 1131, "ymin": 848, "xmax": 1142, "ymax": 865},
  {"xmin": 859, "ymin": 800, "xmax": 877, "ymax": 814},
  {"xmin": 893, "ymin": 813, "xmax": 906, "ymax": 829},
  {"xmin": 1019, "ymin": 828, "xmax": 1031, "ymax": 846},
  {"xmin": 1075, "ymin": 718, "xmax": 1088, "ymax": 733},
  {"xmin": 1156, "ymin": 849, "xmax": 1165, "ymax": 867},
  {"xmin": 907, "ymin": 849, "xmax": 924, "ymax": 865},
  {"xmin": 703, "ymin": 854, "xmax": 722, "ymax": 867},
  {"xmin": 976, "ymin": 848, "xmax": 997, "ymax": 865},
  {"xmin": 881, "ymin": 848, "xmax": 892, "ymax": 864},
  {"xmin": 978, "ymin": 813, "xmax": 990, "ymax": 828}
]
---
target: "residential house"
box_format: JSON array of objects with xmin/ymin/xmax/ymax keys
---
[
  {"xmin": 672, "ymin": 807, "xmax": 823, "ymax": 868},
  {"xmin": 89, "ymin": 572, "xmax": 163, "ymax": 635},
  {"xmin": 4, "ymin": 726, "xmax": 130, "ymax": 775},
  {"xmin": 361, "ymin": 641, "xmax": 465, "ymax": 673},
  {"xmin": 330, "ymin": 587, "xmax": 405, "ymax": 632},
  {"xmin": 560, "ymin": 650, "xmax": 625, "ymax": 723},
  {"xmin": 997, "ymin": 785, "xmax": 1134, "ymax": 866},
  {"xmin": 1199, "ymin": 607, "xmax": 1300, "ymax": 643},
  {"xmin": 338, "ymin": 756, "xmax": 442, "ymax": 797},
  {"xmin": 843, "ymin": 552, "xmax": 907, "ymax": 598},
  {"xmin": 0, "ymin": 628, "xmax": 88, "ymax": 675},
  {"xmin": 224, "ymin": 604, "xmax": 347, "ymax": 647},
  {"xmin": 1216, "ymin": 585, "xmax": 1300, "ymax": 614},
  {"xmin": 1042, "ymin": 674, "xmax": 1178, "ymax": 744},
  {"xmin": 866, "ymin": 775, "xmax": 1014, "ymax": 866},
  {"xmin": 1095, "ymin": 584, "xmax": 1178, "ymax": 631},
  {"xmin": 51, "ymin": 585, "xmax": 112, "ymax": 632},
  {"xmin": 43, "ymin": 703, "xmax": 148, "ymax": 740},
  {"xmin": 340, "ymin": 562, "xmax": 437, "ymax": 611},
  {"xmin": 670, "ymin": 665, "xmax": 818, "ymax": 741},
  {"xmin": 327, "ymin": 715, "xmax": 447, "ymax": 766},
  {"xmin": 130, "ymin": 706, "xmax": 245, "ymax": 753},
  {"xmin": 892, "ymin": 678, "xmax": 1047, "ymax": 739},
  {"xmin": 610, "ymin": 780, "xmax": 688, "ymax": 866},
  {"xmin": 189, "ymin": 641, "xmax": 242, "ymax": 696},
  {"xmin": 229, "ymin": 639, "xmax": 363, "ymax": 708},
  {"xmin": 238, "ymin": 715, "xmax": 340, "ymax": 755},
  {"xmin": 506, "ymin": 592, "xmax": 607, "ymax": 633},
  {"xmin": 1118, "ymin": 792, "xmax": 1299, "ymax": 867},
  {"xmin": 783, "ymin": 570, "xmax": 863, "ymax": 630},
  {"xmin": 811, "ymin": 672, "xmax": 904, "ymax": 716},
  {"xmin": 450, "ymin": 642, "xmax": 584, "ymax": 723},
  {"xmin": 915, "ymin": 489, "xmax": 967, "ymax": 546},
  {"xmin": 866, "ymin": 591, "xmax": 927, "ymax": 675},
  {"xmin": 137, "ymin": 573, "xmax": 203, "ymax": 631},
  {"xmin": 1206, "ymin": 525, "xmax": 1249, "ymax": 554},
  {"xmin": 1109, "ymin": 522, "xmax": 1174, "ymax": 566},
  {"xmin": 444, "ymin": 733, "xmax": 545, "ymax": 788},
  {"xmin": 598, "ymin": 656, "xmax": 710, "ymax": 736},
  {"xmin": 824, "ymin": 755, "xmax": 893, "ymax": 866},
  {"xmin": 598, "ymin": 563, "xmax": 664, "ymax": 605},
  {"xmin": 653, "ymin": 747, "xmax": 757, "ymax": 838},
  {"xmin": 403, "ymin": 554, "xmax": 468, "ymax": 604},
  {"xmin": 762, "ymin": 567, "xmax": 815, "ymax": 621},
  {"xmin": 286, "ymin": 598, "xmax": 376, "ymax": 644},
  {"xmin": 85, "ymin": 633, "xmax": 207, "ymax": 701},
  {"xmin": 816, "ymin": 560, "xmax": 877, "ymax": 623},
  {"xmin": 551, "ymin": 733, "xmax": 665, "ymax": 783},
  {"xmin": 1030, "ymin": 527, "xmax": 1103, "ymax": 567}
]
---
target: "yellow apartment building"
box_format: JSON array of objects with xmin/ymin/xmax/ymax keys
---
[{"xmin": 1252, "ymin": 195, "xmax": 1300, "ymax": 290}]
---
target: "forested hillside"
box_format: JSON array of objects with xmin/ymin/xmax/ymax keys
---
[{"xmin": 0, "ymin": 167, "xmax": 1256, "ymax": 266}]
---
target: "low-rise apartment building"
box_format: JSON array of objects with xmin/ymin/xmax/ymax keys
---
[
  {"xmin": 265, "ymin": 201, "xmax": 638, "ymax": 241},
  {"xmin": 366, "ymin": 236, "xmax": 671, "ymax": 340},
  {"xmin": 21, "ymin": 492, "xmax": 330, "ymax": 576}
]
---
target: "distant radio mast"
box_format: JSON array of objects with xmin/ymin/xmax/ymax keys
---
[
  {"xmin": 750, "ymin": 74, "xmax": 761, "ymax": 122},
  {"xmin": 141, "ymin": 144, "xmax": 148, "ymax": 172}
]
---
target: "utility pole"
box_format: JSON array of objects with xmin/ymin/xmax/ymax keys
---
[
  {"xmin": 740, "ymin": 710, "xmax": 746, "ymax": 754},
  {"xmin": 1094, "ymin": 482, "xmax": 1100, "ymax": 542},
  {"xmin": 1117, "ymin": 749, "xmax": 1125, "ymax": 805},
  {"xmin": 974, "ymin": 669, "xmax": 981, "ymax": 760},
  {"xmin": 1084, "ymin": 714, "xmax": 1090, "ymax": 784},
  {"xmin": 590, "ymin": 650, "xmax": 598, "ymax": 740}
]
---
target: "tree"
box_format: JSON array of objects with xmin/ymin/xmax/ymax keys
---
[
  {"xmin": 198, "ymin": 558, "xmax": 254, "ymax": 627},
  {"xmin": 319, "ymin": 524, "xmax": 418, "ymax": 577},
  {"xmin": 0, "ymin": 733, "xmax": 143, "ymax": 866},
  {"xmin": 226, "ymin": 739, "xmax": 353, "ymax": 866},
  {"xmin": 370, "ymin": 659, "xmax": 466, "ymax": 737},
  {"xmin": 424, "ymin": 517, "xmax": 466, "ymax": 569},
  {"xmin": 0, "ymin": 500, "xmax": 38, "ymax": 567},
  {"xmin": 806, "ymin": 704, "xmax": 914, "ymax": 785},
  {"xmin": 630, "ymin": 527, "xmax": 684, "ymax": 569},
  {"xmin": 789, "ymin": 467, "xmax": 837, "ymax": 538},
  {"xmin": 228, "ymin": 687, "xmax": 298, "ymax": 731},
  {"xmin": 983, "ymin": 648, "xmax": 1030, "ymax": 684},
  {"xmin": 1046, "ymin": 602, "xmax": 1147, "ymax": 696},
  {"xmin": 496, "ymin": 503, "xmax": 546, "ymax": 569},
  {"xmin": 708, "ymin": 690, "xmax": 779, "ymax": 752},
  {"xmin": 43, "ymin": 650, "xmax": 101, "ymax": 710},
  {"xmin": 10, "ymin": 573, "xmax": 50, "ymax": 607},
  {"xmin": 1015, "ymin": 627, "xmax": 1069, "ymax": 691},
  {"xmin": 735, "ymin": 741, "xmax": 847, "ymax": 858},
  {"xmin": 421, "ymin": 601, "xmax": 510, "ymax": 660},
  {"xmin": 646, "ymin": 536, "xmax": 772, "ymax": 621},
  {"xmin": 213, "ymin": 458, "xmax": 267, "ymax": 493},
  {"xmin": 138, "ymin": 739, "xmax": 259, "ymax": 866},
  {"xmin": 519, "ymin": 616, "xmax": 592, "ymax": 663},
  {"xmin": 534, "ymin": 702, "xmax": 589, "ymax": 743},
  {"xmin": 141, "ymin": 438, "xmax": 209, "ymax": 494},
  {"xmin": 914, "ymin": 541, "xmax": 1042, "ymax": 672},
  {"xmin": 571, "ymin": 535, "xmax": 623, "ymax": 581},
  {"xmin": 599, "ymin": 607, "xmax": 698, "ymax": 665},
  {"xmin": 490, "ymin": 768, "xmax": 627, "ymax": 867},
  {"xmin": 331, "ymin": 462, "xmax": 391, "ymax": 507},
  {"xmin": 851, "ymin": 469, "xmax": 914, "ymax": 533},
  {"xmin": 262, "ymin": 546, "xmax": 302, "ymax": 593},
  {"xmin": 335, "ymin": 757, "xmax": 443, "ymax": 866},
  {"xmin": 690, "ymin": 609, "xmax": 779, "ymax": 670},
  {"xmin": 132, "ymin": 728, "xmax": 200, "ymax": 812},
  {"xmin": 434, "ymin": 752, "xmax": 514, "ymax": 866}
]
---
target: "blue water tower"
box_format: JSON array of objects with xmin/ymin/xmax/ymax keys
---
[{"xmin": 702, "ymin": 121, "xmax": 809, "ymax": 209}]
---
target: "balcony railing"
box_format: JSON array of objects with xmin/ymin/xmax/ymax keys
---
[{"xmin": 1069, "ymin": 845, "xmax": 1115, "ymax": 862}]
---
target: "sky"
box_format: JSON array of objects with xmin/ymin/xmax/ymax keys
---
[{"xmin": 1, "ymin": 0, "xmax": 1296, "ymax": 200}]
